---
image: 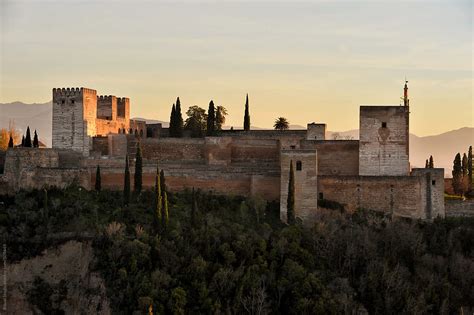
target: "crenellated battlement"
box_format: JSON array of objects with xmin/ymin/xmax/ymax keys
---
[
  {"xmin": 97, "ymin": 95, "xmax": 117, "ymax": 101},
  {"xmin": 52, "ymin": 87, "xmax": 97, "ymax": 97}
]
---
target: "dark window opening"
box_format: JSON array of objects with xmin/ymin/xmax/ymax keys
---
[
  {"xmin": 71, "ymin": 100, "xmax": 75, "ymax": 104},
  {"xmin": 382, "ymin": 122, "xmax": 387, "ymax": 128},
  {"xmin": 432, "ymin": 180, "xmax": 436, "ymax": 186},
  {"xmin": 61, "ymin": 100, "xmax": 65, "ymax": 104},
  {"xmin": 290, "ymin": 145, "xmax": 296, "ymax": 149},
  {"xmin": 319, "ymin": 192, "xmax": 324, "ymax": 200},
  {"xmin": 296, "ymin": 161, "xmax": 302, "ymax": 171},
  {"xmin": 129, "ymin": 128, "xmax": 133, "ymax": 134}
]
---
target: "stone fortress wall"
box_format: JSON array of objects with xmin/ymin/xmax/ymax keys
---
[{"xmin": 0, "ymin": 84, "xmax": 452, "ymax": 222}]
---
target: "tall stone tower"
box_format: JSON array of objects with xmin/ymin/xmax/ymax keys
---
[
  {"xmin": 358, "ymin": 83, "xmax": 410, "ymax": 176},
  {"xmin": 52, "ymin": 87, "xmax": 97, "ymax": 156}
]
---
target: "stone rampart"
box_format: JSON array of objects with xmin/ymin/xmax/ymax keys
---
[
  {"xmin": 445, "ymin": 199, "xmax": 474, "ymax": 217},
  {"xmin": 301, "ymin": 140, "xmax": 359, "ymax": 175}
]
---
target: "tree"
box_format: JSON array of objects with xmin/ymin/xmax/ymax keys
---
[
  {"xmin": 33, "ymin": 130, "xmax": 39, "ymax": 148},
  {"xmin": 215, "ymin": 106, "xmax": 227, "ymax": 131},
  {"xmin": 185, "ymin": 106, "xmax": 207, "ymax": 138},
  {"xmin": 429, "ymin": 155, "xmax": 434, "ymax": 168},
  {"xmin": 21, "ymin": 136, "xmax": 25, "ymax": 147},
  {"xmin": 154, "ymin": 166, "xmax": 162, "ymax": 232},
  {"xmin": 124, "ymin": 155, "xmax": 131, "ymax": 205},
  {"xmin": 134, "ymin": 143, "xmax": 143, "ymax": 195},
  {"xmin": 244, "ymin": 94, "xmax": 250, "ymax": 131},
  {"xmin": 287, "ymin": 160, "xmax": 296, "ymax": 224},
  {"xmin": 462, "ymin": 153, "xmax": 468, "ymax": 192},
  {"xmin": 163, "ymin": 192, "xmax": 169, "ymax": 227},
  {"xmin": 452, "ymin": 153, "xmax": 463, "ymax": 195},
  {"xmin": 169, "ymin": 104, "xmax": 176, "ymax": 137},
  {"xmin": 207, "ymin": 100, "xmax": 216, "ymax": 136},
  {"xmin": 191, "ymin": 187, "xmax": 197, "ymax": 227},
  {"xmin": 274, "ymin": 117, "xmax": 289, "ymax": 131},
  {"xmin": 25, "ymin": 126, "xmax": 32, "ymax": 147},
  {"xmin": 468, "ymin": 146, "xmax": 473, "ymax": 192},
  {"xmin": 0, "ymin": 121, "xmax": 21, "ymax": 150},
  {"xmin": 160, "ymin": 169, "xmax": 166, "ymax": 197},
  {"xmin": 425, "ymin": 159, "xmax": 429, "ymax": 168},
  {"xmin": 175, "ymin": 97, "xmax": 184, "ymax": 137},
  {"xmin": 95, "ymin": 165, "xmax": 101, "ymax": 192},
  {"xmin": 8, "ymin": 134, "xmax": 13, "ymax": 148}
]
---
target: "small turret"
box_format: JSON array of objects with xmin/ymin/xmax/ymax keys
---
[{"xmin": 404, "ymin": 80, "xmax": 409, "ymax": 107}]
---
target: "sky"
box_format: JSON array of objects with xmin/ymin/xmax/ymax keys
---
[{"xmin": 0, "ymin": 0, "xmax": 472, "ymax": 136}]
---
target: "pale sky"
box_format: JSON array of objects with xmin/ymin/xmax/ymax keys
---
[{"xmin": 0, "ymin": 0, "xmax": 472, "ymax": 136}]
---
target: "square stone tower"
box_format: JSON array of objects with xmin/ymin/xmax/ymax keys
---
[
  {"xmin": 52, "ymin": 87, "xmax": 97, "ymax": 156},
  {"xmin": 359, "ymin": 106, "xmax": 410, "ymax": 176}
]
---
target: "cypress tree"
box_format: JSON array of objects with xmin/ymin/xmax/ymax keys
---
[
  {"xmin": 243, "ymin": 94, "xmax": 250, "ymax": 131},
  {"xmin": 95, "ymin": 165, "xmax": 101, "ymax": 192},
  {"xmin": 8, "ymin": 134, "xmax": 13, "ymax": 148},
  {"xmin": 175, "ymin": 97, "xmax": 183, "ymax": 137},
  {"xmin": 207, "ymin": 100, "xmax": 215, "ymax": 136},
  {"xmin": 468, "ymin": 146, "xmax": 473, "ymax": 191},
  {"xmin": 25, "ymin": 126, "xmax": 32, "ymax": 147},
  {"xmin": 163, "ymin": 191, "xmax": 169, "ymax": 227},
  {"xmin": 452, "ymin": 153, "xmax": 463, "ymax": 195},
  {"xmin": 425, "ymin": 159, "xmax": 429, "ymax": 168},
  {"xmin": 154, "ymin": 166, "xmax": 162, "ymax": 232},
  {"xmin": 160, "ymin": 169, "xmax": 166, "ymax": 197},
  {"xmin": 287, "ymin": 160, "xmax": 296, "ymax": 224},
  {"xmin": 169, "ymin": 104, "xmax": 176, "ymax": 137},
  {"xmin": 124, "ymin": 155, "xmax": 131, "ymax": 205},
  {"xmin": 462, "ymin": 153, "xmax": 468, "ymax": 192},
  {"xmin": 21, "ymin": 135, "xmax": 25, "ymax": 147},
  {"xmin": 134, "ymin": 143, "xmax": 143, "ymax": 194},
  {"xmin": 429, "ymin": 155, "xmax": 434, "ymax": 168},
  {"xmin": 33, "ymin": 130, "xmax": 39, "ymax": 148}
]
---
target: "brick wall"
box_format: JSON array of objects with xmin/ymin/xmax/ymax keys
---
[
  {"xmin": 301, "ymin": 140, "xmax": 359, "ymax": 175},
  {"xmin": 445, "ymin": 199, "xmax": 474, "ymax": 217}
]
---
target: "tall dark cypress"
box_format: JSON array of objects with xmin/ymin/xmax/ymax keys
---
[
  {"xmin": 124, "ymin": 155, "xmax": 131, "ymax": 205},
  {"xmin": 134, "ymin": 143, "xmax": 143, "ymax": 194},
  {"xmin": 468, "ymin": 146, "xmax": 473, "ymax": 191},
  {"xmin": 452, "ymin": 153, "xmax": 463, "ymax": 195},
  {"xmin": 425, "ymin": 159, "xmax": 429, "ymax": 168},
  {"xmin": 429, "ymin": 155, "xmax": 434, "ymax": 168},
  {"xmin": 243, "ymin": 94, "xmax": 250, "ymax": 131},
  {"xmin": 169, "ymin": 104, "xmax": 176, "ymax": 137},
  {"xmin": 175, "ymin": 97, "xmax": 183, "ymax": 137},
  {"xmin": 21, "ymin": 136, "xmax": 25, "ymax": 147},
  {"xmin": 287, "ymin": 160, "xmax": 296, "ymax": 224},
  {"xmin": 95, "ymin": 165, "xmax": 101, "ymax": 192},
  {"xmin": 207, "ymin": 100, "xmax": 215, "ymax": 136},
  {"xmin": 25, "ymin": 126, "xmax": 32, "ymax": 147},
  {"xmin": 33, "ymin": 130, "xmax": 39, "ymax": 148},
  {"xmin": 160, "ymin": 169, "xmax": 166, "ymax": 197},
  {"xmin": 8, "ymin": 134, "xmax": 13, "ymax": 148}
]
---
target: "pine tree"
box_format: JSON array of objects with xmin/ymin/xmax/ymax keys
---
[
  {"xmin": 134, "ymin": 143, "xmax": 143, "ymax": 194},
  {"xmin": 25, "ymin": 126, "xmax": 32, "ymax": 147},
  {"xmin": 124, "ymin": 155, "xmax": 131, "ymax": 205},
  {"xmin": 169, "ymin": 104, "xmax": 176, "ymax": 137},
  {"xmin": 287, "ymin": 160, "xmax": 296, "ymax": 224},
  {"xmin": 175, "ymin": 97, "xmax": 183, "ymax": 137},
  {"xmin": 8, "ymin": 134, "xmax": 13, "ymax": 148},
  {"xmin": 207, "ymin": 100, "xmax": 215, "ymax": 136},
  {"xmin": 429, "ymin": 155, "xmax": 434, "ymax": 168},
  {"xmin": 163, "ymin": 191, "xmax": 169, "ymax": 227},
  {"xmin": 468, "ymin": 146, "xmax": 473, "ymax": 192},
  {"xmin": 95, "ymin": 165, "xmax": 101, "ymax": 192},
  {"xmin": 452, "ymin": 153, "xmax": 463, "ymax": 195},
  {"xmin": 21, "ymin": 135, "xmax": 25, "ymax": 147},
  {"xmin": 33, "ymin": 130, "xmax": 39, "ymax": 148},
  {"xmin": 160, "ymin": 169, "xmax": 166, "ymax": 197},
  {"xmin": 425, "ymin": 159, "xmax": 429, "ymax": 168},
  {"xmin": 244, "ymin": 94, "xmax": 250, "ymax": 131}
]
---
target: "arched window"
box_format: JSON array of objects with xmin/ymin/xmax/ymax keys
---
[{"xmin": 296, "ymin": 161, "xmax": 302, "ymax": 171}]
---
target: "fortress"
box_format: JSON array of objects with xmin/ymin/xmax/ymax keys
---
[{"xmin": 0, "ymin": 83, "xmax": 446, "ymax": 222}]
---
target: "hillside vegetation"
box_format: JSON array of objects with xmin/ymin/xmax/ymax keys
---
[{"xmin": 1, "ymin": 186, "xmax": 473, "ymax": 314}]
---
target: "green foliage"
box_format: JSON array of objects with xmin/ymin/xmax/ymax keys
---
[
  {"xmin": 215, "ymin": 105, "xmax": 227, "ymax": 131},
  {"xmin": 207, "ymin": 100, "xmax": 216, "ymax": 136},
  {"xmin": 318, "ymin": 198, "xmax": 345, "ymax": 212},
  {"xmin": 175, "ymin": 97, "xmax": 183, "ymax": 137},
  {"xmin": 134, "ymin": 144, "xmax": 143, "ymax": 195},
  {"xmin": 27, "ymin": 277, "xmax": 67, "ymax": 314},
  {"xmin": 429, "ymin": 155, "xmax": 434, "ymax": 168},
  {"xmin": 244, "ymin": 94, "xmax": 250, "ymax": 131},
  {"xmin": 124, "ymin": 155, "xmax": 131, "ymax": 205},
  {"xmin": 169, "ymin": 104, "xmax": 176, "ymax": 137},
  {"xmin": 2, "ymin": 188, "xmax": 474, "ymax": 314},
  {"xmin": 185, "ymin": 105, "xmax": 207, "ymax": 138},
  {"xmin": 287, "ymin": 160, "xmax": 295, "ymax": 224},
  {"xmin": 95, "ymin": 165, "xmax": 101, "ymax": 192}
]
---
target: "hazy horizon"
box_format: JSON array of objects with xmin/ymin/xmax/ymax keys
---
[{"xmin": 1, "ymin": 0, "xmax": 472, "ymax": 136}]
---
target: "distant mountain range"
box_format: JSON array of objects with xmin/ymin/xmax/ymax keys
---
[{"xmin": 1, "ymin": 101, "xmax": 472, "ymax": 176}]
